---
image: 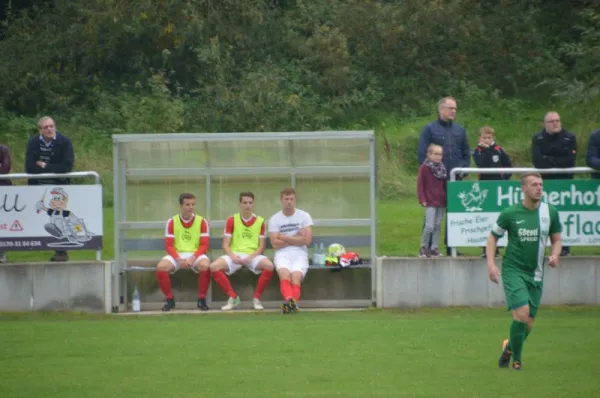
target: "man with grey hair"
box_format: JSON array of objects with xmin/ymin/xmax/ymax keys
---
[
  {"xmin": 531, "ymin": 111, "xmax": 576, "ymax": 256},
  {"xmin": 418, "ymin": 97, "xmax": 471, "ymax": 256},
  {"xmin": 25, "ymin": 116, "xmax": 75, "ymax": 261}
]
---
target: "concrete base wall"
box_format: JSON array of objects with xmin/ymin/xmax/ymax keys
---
[
  {"xmin": 0, "ymin": 262, "xmax": 112, "ymax": 313},
  {"xmin": 376, "ymin": 257, "xmax": 600, "ymax": 308},
  {"xmin": 120, "ymin": 267, "xmax": 372, "ymax": 311}
]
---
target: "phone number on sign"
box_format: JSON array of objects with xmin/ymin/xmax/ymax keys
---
[{"xmin": 0, "ymin": 240, "xmax": 43, "ymax": 248}]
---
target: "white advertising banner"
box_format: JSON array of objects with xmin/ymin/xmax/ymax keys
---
[{"xmin": 0, "ymin": 185, "xmax": 103, "ymax": 251}]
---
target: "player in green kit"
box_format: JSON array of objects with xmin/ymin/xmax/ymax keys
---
[{"xmin": 486, "ymin": 172, "xmax": 562, "ymax": 371}]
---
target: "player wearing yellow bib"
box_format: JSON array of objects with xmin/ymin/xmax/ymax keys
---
[
  {"xmin": 209, "ymin": 192, "xmax": 274, "ymax": 311},
  {"xmin": 155, "ymin": 193, "xmax": 211, "ymax": 312},
  {"xmin": 486, "ymin": 173, "xmax": 562, "ymax": 371}
]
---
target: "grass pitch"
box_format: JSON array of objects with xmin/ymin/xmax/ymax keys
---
[{"xmin": 1, "ymin": 307, "xmax": 599, "ymax": 397}]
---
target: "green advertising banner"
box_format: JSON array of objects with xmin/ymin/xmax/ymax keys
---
[{"xmin": 447, "ymin": 180, "xmax": 600, "ymax": 247}]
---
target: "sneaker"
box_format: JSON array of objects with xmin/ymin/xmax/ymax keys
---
[
  {"xmin": 418, "ymin": 247, "xmax": 429, "ymax": 258},
  {"xmin": 197, "ymin": 298, "xmax": 209, "ymax": 311},
  {"xmin": 221, "ymin": 296, "xmax": 241, "ymax": 311},
  {"xmin": 252, "ymin": 298, "xmax": 264, "ymax": 310},
  {"xmin": 288, "ymin": 298, "xmax": 299, "ymax": 313},
  {"xmin": 512, "ymin": 360, "xmax": 522, "ymax": 371},
  {"xmin": 430, "ymin": 248, "xmax": 443, "ymax": 257},
  {"xmin": 162, "ymin": 298, "xmax": 175, "ymax": 312},
  {"xmin": 281, "ymin": 301, "xmax": 291, "ymax": 314},
  {"xmin": 498, "ymin": 339, "xmax": 512, "ymax": 368}
]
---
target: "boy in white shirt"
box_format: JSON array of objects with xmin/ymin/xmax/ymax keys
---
[{"xmin": 268, "ymin": 188, "xmax": 313, "ymax": 314}]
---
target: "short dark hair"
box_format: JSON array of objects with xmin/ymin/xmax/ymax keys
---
[
  {"xmin": 239, "ymin": 191, "xmax": 255, "ymax": 202},
  {"xmin": 179, "ymin": 193, "xmax": 196, "ymax": 204},
  {"xmin": 280, "ymin": 187, "xmax": 296, "ymax": 198}
]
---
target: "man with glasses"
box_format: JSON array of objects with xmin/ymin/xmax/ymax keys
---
[
  {"xmin": 25, "ymin": 116, "xmax": 75, "ymax": 262},
  {"xmin": 417, "ymin": 97, "xmax": 471, "ymax": 256},
  {"xmin": 531, "ymin": 112, "xmax": 576, "ymax": 256}
]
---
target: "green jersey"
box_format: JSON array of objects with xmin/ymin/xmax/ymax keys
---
[{"xmin": 491, "ymin": 202, "xmax": 561, "ymax": 282}]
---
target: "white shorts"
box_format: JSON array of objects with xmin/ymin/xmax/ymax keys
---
[
  {"xmin": 221, "ymin": 253, "xmax": 268, "ymax": 275},
  {"xmin": 274, "ymin": 252, "xmax": 309, "ymax": 277},
  {"xmin": 162, "ymin": 253, "xmax": 209, "ymax": 273}
]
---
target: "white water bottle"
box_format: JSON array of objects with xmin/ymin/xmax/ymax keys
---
[{"xmin": 132, "ymin": 285, "xmax": 141, "ymax": 312}]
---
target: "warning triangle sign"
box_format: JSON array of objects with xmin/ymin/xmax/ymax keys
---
[{"xmin": 10, "ymin": 220, "xmax": 23, "ymax": 231}]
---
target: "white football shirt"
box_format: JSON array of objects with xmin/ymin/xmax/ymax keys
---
[{"xmin": 268, "ymin": 209, "xmax": 314, "ymax": 255}]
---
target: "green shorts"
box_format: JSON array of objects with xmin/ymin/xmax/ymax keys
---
[{"xmin": 502, "ymin": 269, "xmax": 543, "ymax": 318}]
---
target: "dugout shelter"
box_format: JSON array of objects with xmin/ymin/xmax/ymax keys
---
[{"xmin": 112, "ymin": 131, "xmax": 377, "ymax": 311}]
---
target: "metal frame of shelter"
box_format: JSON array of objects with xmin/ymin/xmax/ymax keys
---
[{"xmin": 112, "ymin": 131, "xmax": 378, "ymax": 305}]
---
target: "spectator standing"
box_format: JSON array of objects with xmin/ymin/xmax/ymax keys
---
[
  {"xmin": 531, "ymin": 111, "xmax": 576, "ymax": 256},
  {"xmin": 585, "ymin": 128, "xmax": 600, "ymax": 179},
  {"xmin": 25, "ymin": 116, "xmax": 75, "ymax": 262},
  {"xmin": 0, "ymin": 143, "xmax": 12, "ymax": 263},
  {"xmin": 417, "ymin": 144, "xmax": 447, "ymax": 258},
  {"xmin": 473, "ymin": 126, "xmax": 512, "ymax": 258},
  {"xmin": 417, "ymin": 97, "xmax": 470, "ymax": 256}
]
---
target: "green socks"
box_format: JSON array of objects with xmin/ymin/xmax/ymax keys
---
[
  {"xmin": 506, "ymin": 325, "xmax": 531, "ymax": 352},
  {"xmin": 508, "ymin": 321, "xmax": 528, "ymax": 361}
]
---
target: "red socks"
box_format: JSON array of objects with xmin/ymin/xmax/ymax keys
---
[
  {"xmin": 279, "ymin": 279, "xmax": 293, "ymax": 301},
  {"xmin": 198, "ymin": 270, "xmax": 211, "ymax": 299},
  {"xmin": 212, "ymin": 270, "xmax": 237, "ymax": 298},
  {"xmin": 253, "ymin": 270, "xmax": 273, "ymax": 299},
  {"xmin": 156, "ymin": 270, "xmax": 173, "ymax": 299},
  {"xmin": 291, "ymin": 283, "xmax": 301, "ymax": 301}
]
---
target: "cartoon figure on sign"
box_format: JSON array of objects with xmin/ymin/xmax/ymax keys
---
[
  {"xmin": 35, "ymin": 187, "xmax": 94, "ymax": 248},
  {"xmin": 458, "ymin": 182, "xmax": 488, "ymax": 212}
]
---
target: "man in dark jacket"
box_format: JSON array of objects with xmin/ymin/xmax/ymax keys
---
[
  {"xmin": 586, "ymin": 128, "xmax": 600, "ymax": 180},
  {"xmin": 0, "ymin": 144, "xmax": 11, "ymax": 186},
  {"xmin": 531, "ymin": 111, "xmax": 576, "ymax": 256},
  {"xmin": 26, "ymin": 116, "xmax": 75, "ymax": 186},
  {"xmin": 417, "ymin": 97, "xmax": 471, "ymax": 256},
  {"xmin": 0, "ymin": 143, "xmax": 11, "ymax": 263},
  {"xmin": 25, "ymin": 116, "xmax": 75, "ymax": 261}
]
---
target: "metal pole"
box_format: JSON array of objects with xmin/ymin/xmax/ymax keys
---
[
  {"xmin": 449, "ymin": 167, "xmax": 594, "ymax": 181},
  {"xmin": 369, "ymin": 133, "xmax": 377, "ymax": 307}
]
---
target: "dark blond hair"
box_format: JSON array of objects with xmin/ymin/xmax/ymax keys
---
[
  {"xmin": 479, "ymin": 126, "xmax": 495, "ymax": 136},
  {"xmin": 427, "ymin": 143, "xmax": 443, "ymax": 155},
  {"xmin": 520, "ymin": 172, "xmax": 542, "ymax": 186},
  {"xmin": 280, "ymin": 187, "xmax": 296, "ymax": 198}
]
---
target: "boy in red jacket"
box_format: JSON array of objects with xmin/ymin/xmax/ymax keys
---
[{"xmin": 417, "ymin": 144, "xmax": 447, "ymax": 257}]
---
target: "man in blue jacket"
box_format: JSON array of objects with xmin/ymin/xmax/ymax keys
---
[
  {"xmin": 417, "ymin": 97, "xmax": 471, "ymax": 256},
  {"xmin": 25, "ymin": 116, "xmax": 75, "ymax": 261},
  {"xmin": 586, "ymin": 128, "xmax": 600, "ymax": 180}
]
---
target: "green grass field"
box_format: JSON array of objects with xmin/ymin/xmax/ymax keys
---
[{"xmin": 1, "ymin": 307, "xmax": 599, "ymax": 397}]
